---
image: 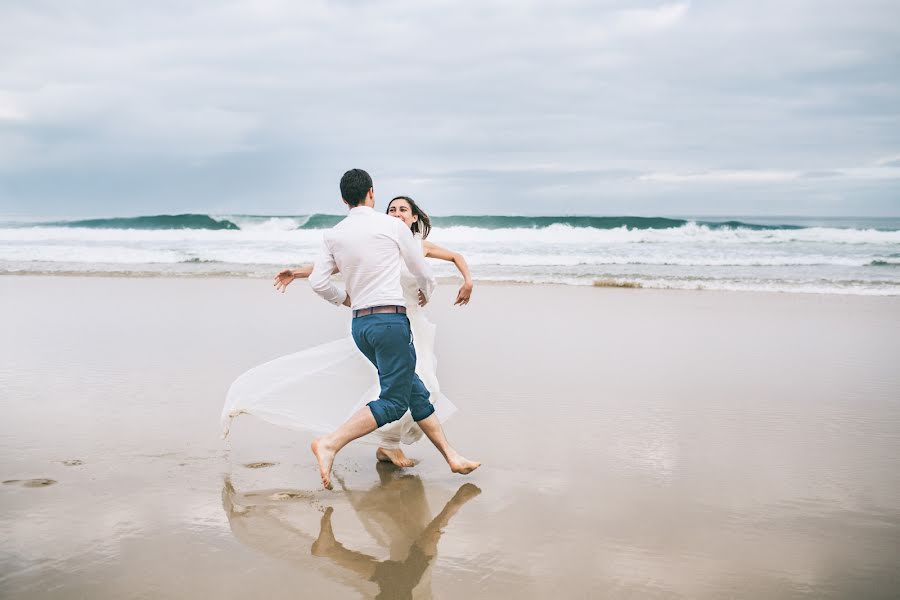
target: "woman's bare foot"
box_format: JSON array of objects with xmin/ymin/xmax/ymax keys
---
[
  {"xmin": 311, "ymin": 437, "xmax": 336, "ymax": 490},
  {"xmin": 376, "ymin": 446, "xmax": 414, "ymax": 468},
  {"xmin": 448, "ymin": 454, "xmax": 481, "ymax": 475}
]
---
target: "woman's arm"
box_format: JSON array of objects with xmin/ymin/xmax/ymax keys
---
[
  {"xmin": 273, "ymin": 265, "xmax": 339, "ymax": 293},
  {"xmin": 423, "ymin": 241, "xmax": 474, "ymax": 305}
]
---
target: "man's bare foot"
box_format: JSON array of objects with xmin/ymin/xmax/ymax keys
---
[
  {"xmin": 448, "ymin": 455, "xmax": 481, "ymax": 475},
  {"xmin": 311, "ymin": 437, "xmax": 336, "ymax": 490},
  {"xmin": 376, "ymin": 447, "xmax": 414, "ymax": 468}
]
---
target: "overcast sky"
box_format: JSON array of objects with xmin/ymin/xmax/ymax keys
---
[{"xmin": 1, "ymin": 0, "xmax": 899, "ymax": 217}]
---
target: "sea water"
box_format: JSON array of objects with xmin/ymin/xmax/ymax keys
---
[{"xmin": 1, "ymin": 214, "xmax": 899, "ymax": 295}]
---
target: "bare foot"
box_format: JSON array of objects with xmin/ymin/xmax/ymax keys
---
[
  {"xmin": 448, "ymin": 455, "xmax": 481, "ymax": 475},
  {"xmin": 311, "ymin": 437, "xmax": 336, "ymax": 490},
  {"xmin": 376, "ymin": 447, "xmax": 414, "ymax": 468}
]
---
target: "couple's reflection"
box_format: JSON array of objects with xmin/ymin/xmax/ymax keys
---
[{"xmin": 222, "ymin": 462, "xmax": 481, "ymax": 599}]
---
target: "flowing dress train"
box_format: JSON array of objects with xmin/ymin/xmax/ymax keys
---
[{"xmin": 221, "ymin": 249, "xmax": 456, "ymax": 447}]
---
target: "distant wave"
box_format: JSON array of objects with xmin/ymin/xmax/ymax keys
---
[
  {"xmin": 47, "ymin": 214, "xmax": 240, "ymax": 230},
  {"xmin": 22, "ymin": 213, "xmax": 819, "ymax": 232},
  {"xmin": 301, "ymin": 214, "xmax": 345, "ymax": 229}
]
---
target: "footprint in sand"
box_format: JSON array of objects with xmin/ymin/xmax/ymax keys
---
[
  {"xmin": 243, "ymin": 462, "xmax": 277, "ymax": 469},
  {"xmin": 61, "ymin": 460, "xmax": 84, "ymax": 467},
  {"xmin": 3, "ymin": 479, "xmax": 57, "ymax": 487},
  {"xmin": 269, "ymin": 491, "xmax": 308, "ymax": 500}
]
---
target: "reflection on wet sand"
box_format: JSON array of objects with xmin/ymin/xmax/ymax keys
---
[{"xmin": 222, "ymin": 462, "xmax": 481, "ymax": 599}]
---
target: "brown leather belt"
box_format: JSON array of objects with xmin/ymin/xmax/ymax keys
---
[{"xmin": 353, "ymin": 305, "xmax": 407, "ymax": 318}]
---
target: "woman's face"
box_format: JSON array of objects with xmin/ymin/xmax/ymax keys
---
[{"xmin": 387, "ymin": 199, "xmax": 418, "ymax": 228}]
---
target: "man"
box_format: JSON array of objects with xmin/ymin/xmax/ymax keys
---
[{"xmin": 309, "ymin": 169, "xmax": 480, "ymax": 490}]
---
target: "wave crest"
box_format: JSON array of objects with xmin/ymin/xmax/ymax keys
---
[{"xmin": 51, "ymin": 214, "xmax": 239, "ymax": 230}]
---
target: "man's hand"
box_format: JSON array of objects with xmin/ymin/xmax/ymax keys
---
[
  {"xmin": 274, "ymin": 269, "xmax": 296, "ymax": 293},
  {"xmin": 417, "ymin": 289, "xmax": 428, "ymax": 307}
]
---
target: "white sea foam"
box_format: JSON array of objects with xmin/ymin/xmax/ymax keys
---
[
  {"xmin": 0, "ymin": 245, "xmax": 186, "ymax": 264},
  {"xmin": 3, "ymin": 222, "xmax": 900, "ymax": 246},
  {"xmin": 5, "ymin": 242, "xmax": 892, "ymax": 268},
  {"xmin": 428, "ymin": 223, "xmax": 900, "ymax": 245},
  {"xmin": 220, "ymin": 215, "xmax": 311, "ymax": 231},
  {"xmin": 458, "ymin": 252, "xmax": 892, "ymax": 268},
  {"xmin": 2, "ymin": 220, "xmax": 899, "ymax": 296},
  {"xmin": 0, "ymin": 227, "xmax": 322, "ymax": 243},
  {"xmin": 464, "ymin": 273, "xmax": 899, "ymax": 296},
  {"xmin": 618, "ymin": 278, "xmax": 900, "ymax": 296}
]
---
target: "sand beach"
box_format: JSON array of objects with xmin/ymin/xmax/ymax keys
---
[{"xmin": 1, "ymin": 275, "xmax": 899, "ymax": 598}]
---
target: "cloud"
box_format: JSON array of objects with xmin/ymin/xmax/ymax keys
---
[
  {"xmin": 877, "ymin": 155, "xmax": 900, "ymax": 168},
  {"xmin": 0, "ymin": 0, "xmax": 898, "ymax": 215},
  {"xmin": 0, "ymin": 92, "xmax": 27, "ymax": 122},
  {"xmin": 639, "ymin": 170, "xmax": 797, "ymax": 184},
  {"xmin": 639, "ymin": 164, "xmax": 900, "ymax": 184},
  {"xmin": 615, "ymin": 2, "xmax": 689, "ymax": 33}
]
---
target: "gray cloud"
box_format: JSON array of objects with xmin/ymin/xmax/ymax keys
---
[{"xmin": 0, "ymin": 0, "xmax": 899, "ymax": 217}]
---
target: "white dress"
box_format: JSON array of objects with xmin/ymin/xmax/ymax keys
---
[{"xmin": 221, "ymin": 243, "xmax": 456, "ymax": 448}]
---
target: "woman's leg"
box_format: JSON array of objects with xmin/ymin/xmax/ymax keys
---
[{"xmin": 375, "ymin": 421, "xmax": 414, "ymax": 467}]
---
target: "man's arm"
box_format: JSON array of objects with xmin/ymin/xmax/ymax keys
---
[
  {"xmin": 309, "ymin": 239, "xmax": 349, "ymax": 306},
  {"xmin": 396, "ymin": 221, "xmax": 436, "ymax": 302}
]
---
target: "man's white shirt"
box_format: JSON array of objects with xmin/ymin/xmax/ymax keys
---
[{"xmin": 309, "ymin": 206, "xmax": 436, "ymax": 310}]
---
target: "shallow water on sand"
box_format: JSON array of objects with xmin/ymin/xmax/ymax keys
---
[{"xmin": 2, "ymin": 277, "xmax": 899, "ymax": 598}]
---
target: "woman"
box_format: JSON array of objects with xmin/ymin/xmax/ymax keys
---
[{"xmin": 222, "ymin": 196, "xmax": 474, "ymax": 469}]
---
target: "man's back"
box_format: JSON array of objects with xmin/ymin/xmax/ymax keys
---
[{"xmin": 309, "ymin": 205, "xmax": 435, "ymax": 311}]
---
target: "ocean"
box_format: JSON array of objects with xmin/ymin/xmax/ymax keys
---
[{"xmin": 1, "ymin": 214, "xmax": 899, "ymax": 295}]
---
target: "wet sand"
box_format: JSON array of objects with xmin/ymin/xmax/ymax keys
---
[{"xmin": 1, "ymin": 276, "xmax": 899, "ymax": 598}]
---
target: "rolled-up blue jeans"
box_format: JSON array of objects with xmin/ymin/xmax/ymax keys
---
[{"xmin": 351, "ymin": 312, "xmax": 434, "ymax": 428}]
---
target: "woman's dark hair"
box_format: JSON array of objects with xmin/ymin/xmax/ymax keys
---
[
  {"xmin": 388, "ymin": 196, "xmax": 431, "ymax": 239},
  {"xmin": 339, "ymin": 169, "xmax": 373, "ymax": 207}
]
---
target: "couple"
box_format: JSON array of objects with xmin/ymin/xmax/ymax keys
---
[{"xmin": 221, "ymin": 169, "xmax": 479, "ymax": 489}]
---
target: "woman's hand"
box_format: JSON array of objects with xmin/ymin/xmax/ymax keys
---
[
  {"xmin": 454, "ymin": 281, "xmax": 473, "ymax": 306},
  {"xmin": 274, "ymin": 266, "xmax": 314, "ymax": 292},
  {"xmin": 274, "ymin": 269, "xmax": 298, "ymax": 293},
  {"xmin": 423, "ymin": 242, "xmax": 474, "ymax": 306}
]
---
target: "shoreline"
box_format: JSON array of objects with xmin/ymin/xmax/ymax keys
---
[{"xmin": 2, "ymin": 271, "xmax": 900, "ymax": 297}]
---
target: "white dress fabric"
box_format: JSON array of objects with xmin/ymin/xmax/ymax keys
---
[{"xmin": 221, "ymin": 242, "xmax": 456, "ymax": 448}]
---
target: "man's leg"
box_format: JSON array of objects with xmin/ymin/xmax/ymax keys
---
[
  {"xmin": 311, "ymin": 406, "xmax": 378, "ymax": 489},
  {"xmin": 312, "ymin": 314, "xmax": 417, "ymax": 489},
  {"xmin": 363, "ymin": 315, "xmax": 418, "ymax": 426},
  {"xmin": 409, "ymin": 375, "xmax": 481, "ymax": 475},
  {"xmin": 375, "ymin": 327, "xmax": 432, "ymax": 468}
]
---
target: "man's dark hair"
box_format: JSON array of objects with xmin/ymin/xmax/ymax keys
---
[{"xmin": 339, "ymin": 169, "xmax": 373, "ymax": 207}]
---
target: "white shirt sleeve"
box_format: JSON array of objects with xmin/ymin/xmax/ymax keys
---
[
  {"xmin": 397, "ymin": 220, "xmax": 436, "ymax": 301},
  {"xmin": 308, "ymin": 238, "xmax": 348, "ymax": 306}
]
